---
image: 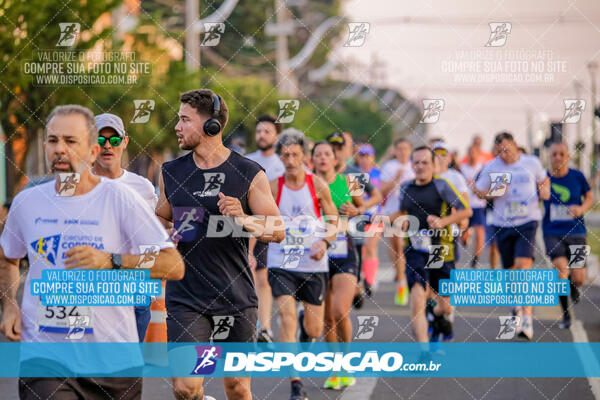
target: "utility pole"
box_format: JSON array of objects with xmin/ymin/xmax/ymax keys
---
[
  {"xmin": 185, "ymin": 0, "xmax": 200, "ymax": 70},
  {"xmin": 185, "ymin": 0, "xmax": 240, "ymax": 71},
  {"xmin": 573, "ymin": 79, "xmax": 583, "ymax": 169},
  {"xmin": 274, "ymin": 0, "xmax": 296, "ymax": 96},
  {"xmin": 588, "ymin": 61, "xmax": 598, "ymax": 182}
]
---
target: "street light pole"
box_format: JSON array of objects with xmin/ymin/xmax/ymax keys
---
[
  {"xmin": 588, "ymin": 61, "xmax": 598, "ymax": 182},
  {"xmin": 573, "ymin": 79, "xmax": 583, "ymax": 169},
  {"xmin": 185, "ymin": 0, "xmax": 200, "ymax": 70},
  {"xmin": 274, "ymin": 0, "xmax": 296, "ymax": 96}
]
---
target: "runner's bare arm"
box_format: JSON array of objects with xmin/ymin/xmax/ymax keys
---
[
  {"xmin": 581, "ymin": 190, "xmax": 594, "ymax": 213},
  {"xmin": 389, "ymin": 210, "xmax": 407, "ymax": 224},
  {"xmin": 270, "ymin": 177, "xmax": 279, "ymax": 200},
  {"xmin": 361, "ymin": 187, "xmax": 383, "ymax": 211},
  {"xmin": 0, "ymin": 245, "xmax": 22, "ymax": 341},
  {"xmin": 537, "ymin": 176, "xmax": 551, "ymax": 200},
  {"xmin": 339, "ymin": 175, "xmax": 364, "ymax": 217},
  {"xmin": 64, "ymin": 245, "xmax": 184, "ymax": 280},
  {"xmin": 156, "ymin": 169, "xmax": 173, "ymax": 228},
  {"xmin": 246, "ymin": 178, "xmax": 281, "ymax": 256},
  {"xmin": 221, "ymin": 171, "xmax": 284, "ymax": 243},
  {"xmin": 429, "ymin": 207, "xmax": 472, "ymax": 229},
  {"xmin": 380, "ymin": 169, "xmax": 404, "ymax": 197},
  {"xmin": 570, "ymin": 189, "xmax": 594, "ymax": 217}
]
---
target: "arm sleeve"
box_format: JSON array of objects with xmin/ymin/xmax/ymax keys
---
[{"xmin": 0, "ymin": 196, "xmax": 27, "ymax": 259}]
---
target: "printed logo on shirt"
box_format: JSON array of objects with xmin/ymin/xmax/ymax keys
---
[
  {"xmin": 34, "ymin": 217, "xmax": 59, "ymax": 225},
  {"xmin": 194, "ymin": 173, "xmax": 225, "ymax": 197},
  {"xmin": 30, "ymin": 235, "xmax": 61, "ymax": 265},
  {"xmin": 551, "ymin": 183, "xmax": 571, "ymax": 203}
]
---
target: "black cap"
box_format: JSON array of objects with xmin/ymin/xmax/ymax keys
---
[{"xmin": 326, "ymin": 132, "xmax": 345, "ymax": 146}]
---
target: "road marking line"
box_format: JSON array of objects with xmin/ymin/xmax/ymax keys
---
[{"xmin": 571, "ymin": 319, "xmax": 600, "ymax": 399}]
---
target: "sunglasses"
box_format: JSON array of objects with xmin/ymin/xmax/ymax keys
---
[
  {"xmin": 434, "ymin": 148, "xmax": 448, "ymax": 156},
  {"xmin": 98, "ymin": 136, "xmax": 123, "ymax": 147}
]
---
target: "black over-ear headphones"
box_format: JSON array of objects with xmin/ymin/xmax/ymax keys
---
[{"xmin": 203, "ymin": 93, "xmax": 222, "ymax": 136}]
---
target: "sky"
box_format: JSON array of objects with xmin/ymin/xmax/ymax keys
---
[{"xmin": 338, "ymin": 0, "xmax": 600, "ymax": 156}]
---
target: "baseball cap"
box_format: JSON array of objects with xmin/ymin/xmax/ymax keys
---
[
  {"xmin": 358, "ymin": 143, "xmax": 375, "ymax": 156},
  {"xmin": 94, "ymin": 113, "xmax": 126, "ymax": 138},
  {"xmin": 432, "ymin": 141, "xmax": 449, "ymax": 152},
  {"xmin": 326, "ymin": 132, "xmax": 345, "ymax": 146}
]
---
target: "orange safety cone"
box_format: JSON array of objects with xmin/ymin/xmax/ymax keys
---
[{"xmin": 143, "ymin": 281, "xmax": 168, "ymax": 366}]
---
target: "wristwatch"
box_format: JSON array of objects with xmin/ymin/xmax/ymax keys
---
[{"xmin": 111, "ymin": 253, "xmax": 122, "ymax": 270}]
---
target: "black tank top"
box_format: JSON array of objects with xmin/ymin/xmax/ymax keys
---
[{"xmin": 162, "ymin": 150, "xmax": 263, "ymax": 314}]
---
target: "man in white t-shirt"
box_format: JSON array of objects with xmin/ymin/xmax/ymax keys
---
[
  {"xmin": 475, "ymin": 132, "xmax": 550, "ymax": 340},
  {"xmin": 92, "ymin": 113, "xmax": 158, "ymax": 342},
  {"xmin": 245, "ymin": 114, "xmax": 285, "ymax": 343},
  {"xmin": 0, "ymin": 105, "xmax": 184, "ymax": 399},
  {"xmin": 381, "ymin": 138, "xmax": 415, "ymax": 306}
]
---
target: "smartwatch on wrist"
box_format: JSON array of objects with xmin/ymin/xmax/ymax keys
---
[{"xmin": 111, "ymin": 254, "xmax": 122, "ymax": 270}]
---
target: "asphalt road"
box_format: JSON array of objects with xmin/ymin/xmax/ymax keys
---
[{"xmin": 2, "ymin": 231, "xmax": 600, "ymax": 399}]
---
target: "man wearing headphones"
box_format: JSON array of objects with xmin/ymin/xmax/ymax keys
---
[{"xmin": 156, "ymin": 89, "xmax": 285, "ymax": 400}]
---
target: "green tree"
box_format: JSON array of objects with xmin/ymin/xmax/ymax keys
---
[{"xmin": 0, "ymin": 0, "xmax": 123, "ymax": 194}]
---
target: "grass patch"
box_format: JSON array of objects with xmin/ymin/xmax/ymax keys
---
[{"xmin": 588, "ymin": 228, "xmax": 600, "ymax": 258}]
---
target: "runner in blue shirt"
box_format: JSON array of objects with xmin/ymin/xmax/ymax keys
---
[{"xmin": 543, "ymin": 142, "xmax": 593, "ymax": 329}]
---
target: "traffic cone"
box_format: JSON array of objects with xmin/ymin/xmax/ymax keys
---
[{"xmin": 143, "ymin": 281, "xmax": 168, "ymax": 366}]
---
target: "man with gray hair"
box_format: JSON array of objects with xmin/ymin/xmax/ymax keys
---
[
  {"xmin": 0, "ymin": 104, "xmax": 184, "ymax": 399},
  {"xmin": 267, "ymin": 128, "xmax": 338, "ymax": 400}
]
